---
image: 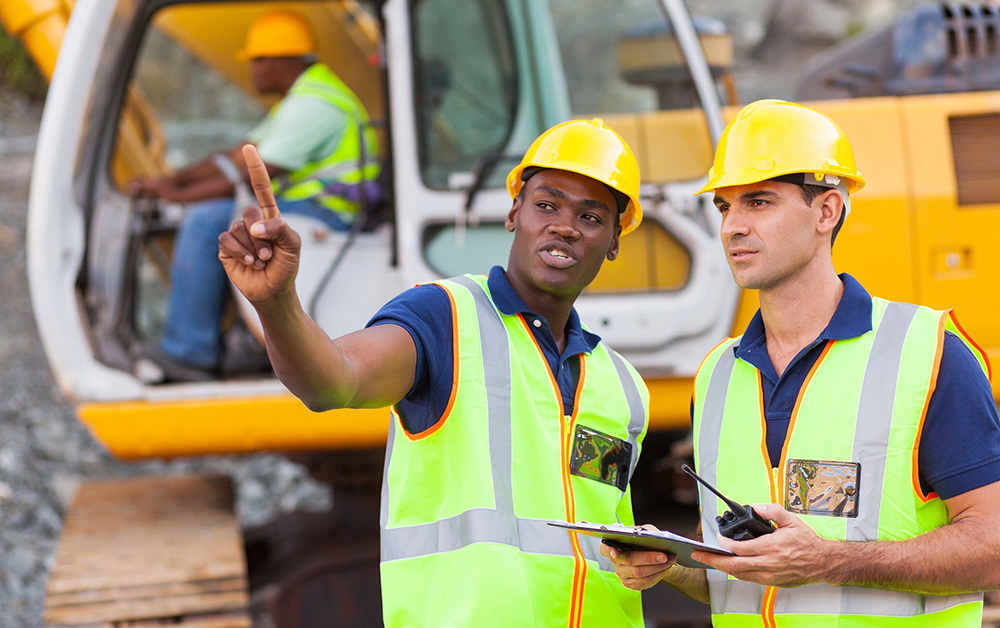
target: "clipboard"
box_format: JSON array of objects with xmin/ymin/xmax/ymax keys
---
[{"xmin": 548, "ymin": 521, "xmax": 734, "ymax": 569}]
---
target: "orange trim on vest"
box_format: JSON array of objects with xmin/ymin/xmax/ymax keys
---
[
  {"xmin": 756, "ymin": 371, "xmax": 770, "ymax": 477},
  {"xmin": 761, "ymin": 586, "xmax": 778, "ymax": 628},
  {"xmin": 913, "ymin": 313, "xmax": 946, "ymax": 502},
  {"xmin": 948, "ymin": 310, "xmax": 992, "ymax": 382},
  {"xmin": 398, "ymin": 282, "xmax": 460, "ymax": 441},
  {"xmin": 519, "ymin": 314, "xmax": 563, "ymax": 412},
  {"xmin": 779, "ymin": 340, "xmax": 835, "ymax": 467}
]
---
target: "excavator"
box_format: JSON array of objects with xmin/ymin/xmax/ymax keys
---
[{"xmin": 4, "ymin": 0, "xmax": 1000, "ymax": 626}]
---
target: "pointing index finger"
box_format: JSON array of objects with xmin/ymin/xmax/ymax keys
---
[{"xmin": 242, "ymin": 144, "xmax": 280, "ymax": 220}]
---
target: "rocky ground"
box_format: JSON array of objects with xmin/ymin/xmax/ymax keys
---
[{"xmin": 0, "ymin": 90, "xmax": 330, "ymax": 628}]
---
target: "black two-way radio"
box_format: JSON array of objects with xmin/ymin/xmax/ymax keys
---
[{"xmin": 681, "ymin": 464, "xmax": 776, "ymax": 541}]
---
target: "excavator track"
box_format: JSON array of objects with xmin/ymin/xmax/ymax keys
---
[{"xmin": 43, "ymin": 475, "xmax": 250, "ymax": 628}]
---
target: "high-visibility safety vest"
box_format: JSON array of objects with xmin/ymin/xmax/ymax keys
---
[
  {"xmin": 692, "ymin": 298, "xmax": 989, "ymax": 627},
  {"xmin": 379, "ymin": 274, "xmax": 649, "ymax": 628},
  {"xmin": 272, "ymin": 63, "xmax": 379, "ymax": 222}
]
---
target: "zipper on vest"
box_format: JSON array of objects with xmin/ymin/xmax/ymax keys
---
[
  {"xmin": 562, "ymin": 409, "xmax": 587, "ymax": 628},
  {"xmin": 758, "ymin": 466, "xmax": 780, "ymax": 628},
  {"xmin": 519, "ymin": 314, "xmax": 588, "ymax": 628},
  {"xmin": 759, "ymin": 341, "xmax": 832, "ymax": 628}
]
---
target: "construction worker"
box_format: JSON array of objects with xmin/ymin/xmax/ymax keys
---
[
  {"xmin": 603, "ymin": 100, "xmax": 1000, "ymax": 625},
  {"xmin": 219, "ymin": 119, "xmax": 649, "ymax": 627},
  {"xmin": 131, "ymin": 10, "xmax": 378, "ymax": 381}
]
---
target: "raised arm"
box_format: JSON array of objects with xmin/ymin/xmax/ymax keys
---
[{"xmin": 218, "ymin": 145, "xmax": 416, "ymax": 411}]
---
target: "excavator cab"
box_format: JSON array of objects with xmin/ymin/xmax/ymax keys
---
[{"xmin": 28, "ymin": 0, "xmax": 737, "ymax": 459}]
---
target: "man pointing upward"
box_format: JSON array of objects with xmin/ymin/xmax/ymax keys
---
[{"xmin": 221, "ymin": 121, "xmax": 651, "ymax": 628}]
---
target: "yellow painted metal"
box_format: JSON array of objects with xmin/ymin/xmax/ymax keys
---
[
  {"xmin": 78, "ymin": 396, "xmax": 392, "ymax": 460},
  {"xmin": 645, "ymin": 376, "xmax": 697, "ymax": 432},
  {"xmin": 804, "ymin": 98, "xmax": 916, "ymax": 304},
  {"xmin": 603, "ymin": 109, "xmax": 713, "ymax": 184},
  {"xmin": 587, "ymin": 218, "xmax": 691, "ymax": 293},
  {"xmin": 897, "ymin": 92, "xmax": 1000, "ymax": 360},
  {"xmin": 617, "ymin": 28, "xmax": 733, "ymax": 77},
  {"xmin": 641, "ymin": 110, "xmax": 714, "ymax": 183},
  {"xmin": 0, "ymin": 0, "xmax": 73, "ymax": 80},
  {"xmin": 154, "ymin": 2, "xmax": 384, "ymax": 121},
  {"xmin": 78, "ymin": 381, "xmax": 706, "ymax": 459}
]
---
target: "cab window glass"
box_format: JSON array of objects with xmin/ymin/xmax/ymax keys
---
[
  {"xmin": 412, "ymin": 0, "xmax": 518, "ymax": 189},
  {"xmin": 114, "ymin": 6, "xmax": 265, "ymax": 181},
  {"xmin": 423, "ymin": 222, "xmax": 513, "ymax": 277},
  {"xmin": 549, "ymin": 0, "xmax": 660, "ymax": 115}
]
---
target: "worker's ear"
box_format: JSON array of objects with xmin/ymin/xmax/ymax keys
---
[
  {"xmin": 816, "ymin": 188, "xmax": 843, "ymax": 240},
  {"xmin": 606, "ymin": 223, "xmax": 621, "ymax": 261},
  {"xmin": 505, "ymin": 196, "xmax": 520, "ymax": 233}
]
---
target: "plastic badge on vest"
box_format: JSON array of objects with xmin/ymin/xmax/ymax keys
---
[
  {"xmin": 785, "ymin": 459, "xmax": 861, "ymax": 518},
  {"xmin": 570, "ymin": 425, "xmax": 632, "ymax": 491}
]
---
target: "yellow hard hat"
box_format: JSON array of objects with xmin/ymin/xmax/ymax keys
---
[
  {"xmin": 507, "ymin": 118, "xmax": 643, "ymax": 236},
  {"xmin": 696, "ymin": 99, "xmax": 865, "ymax": 195},
  {"xmin": 235, "ymin": 11, "xmax": 316, "ymax": 61}
]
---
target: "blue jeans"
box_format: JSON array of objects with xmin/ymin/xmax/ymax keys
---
[{"xmin": 160, "ymin": 196, "xmax": 350, "ymax": 368}]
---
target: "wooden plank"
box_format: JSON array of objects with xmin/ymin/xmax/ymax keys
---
[
  {"xmin": 43, "ymin": 475, "xmax": 250, "ymax": 627},
  {"xmin": 121, "ymin": 611, "xmax": 252, "ymax": 628},
  {"xmin": 43, "ymin": 590, "xmax": 249, "ymax": 625},
  {"xmin": 46, "ymin": 577, "xmax": 246, "ymax": 607}
]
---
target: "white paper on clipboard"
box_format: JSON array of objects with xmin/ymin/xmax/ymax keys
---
[{"xmin": 548, "ymin": 521, "xmax": 734, "ymax": 569}]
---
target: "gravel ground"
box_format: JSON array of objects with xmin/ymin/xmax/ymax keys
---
[{"xmin": 0, "ymin": 90, "xmax": 330, "ymax": 628}]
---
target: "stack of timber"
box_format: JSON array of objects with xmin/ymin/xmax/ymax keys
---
[{"xmin": 43, "ymin": 475, "xmax": 250, "ymax": 627}]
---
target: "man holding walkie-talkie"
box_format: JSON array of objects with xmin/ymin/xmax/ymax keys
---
[{"xmin": 603, "ymin": 100, "xmax": 1000, "ymax": 626}]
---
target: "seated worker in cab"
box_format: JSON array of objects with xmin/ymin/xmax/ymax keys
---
[{"xmin": 130, "ymin": 10, "xmax": 379, "ymax": 382}]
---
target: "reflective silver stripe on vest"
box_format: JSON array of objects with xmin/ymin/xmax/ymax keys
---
[
  {"xmin": 381, "ymin": 508, "xmax": 611, "ymax": 569},
  {"xmin": 379, "ymin": 413, "xmax": 395, "ymax": 529},
  {"xmin": 380, "ymin": 275, "xmax": 614, "ymax": 572},
  {"xmin": 699, "ymin": 306, "xmax": 983, "ymax": 617},
  {"xmin": 451, "ymin": 275, "xmax": 515, "ymax": 515},
  {"xmin": 769, "ymin": 584, "xmax": 982, "ymax": 616},
  {"xmin": 695, "ymin": 342, "xmax": 740, "ymax": 613},
  {"xmin": 847, "ymin": 302, "xmax": 917, "ymax": 542},
  {"xmin": 608, "ymin": 350, "xmax": 646, "ymax": 485}
]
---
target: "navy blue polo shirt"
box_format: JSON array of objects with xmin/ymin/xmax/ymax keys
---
[
  {"xmin": 366, "ymin": 266, "xmax": 602, "ymax": 434},
  {"xmin": 730, "ymin": 273, "xmax": 1000, "ymax": 499}
]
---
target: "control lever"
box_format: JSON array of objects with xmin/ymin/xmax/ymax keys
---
[{"xmin": 681, "ymin": 464, "xmax": 776, "ymax": 541}]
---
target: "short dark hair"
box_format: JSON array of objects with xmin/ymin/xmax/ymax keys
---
[
  {"xmin": 772, "ymin": 175, "xmax": 846, "ymax": 246},
  {"xmin": 800, "ymin": 184, "xmax": 846, "ymax": 246}
]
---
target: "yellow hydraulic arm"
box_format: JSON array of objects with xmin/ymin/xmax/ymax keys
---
[{"xmin": 0, "ymin": 0, "xmax": 73, "ymax": 80}]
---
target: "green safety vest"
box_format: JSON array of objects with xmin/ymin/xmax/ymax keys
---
[
  {"xmin": 379, "ymin": 274, "xmax": 649, "ymax": 628},
  {"xmin": 272, "ymin": 63, "xmax": 379, "ymax": 222},
  {"xmin": 692, "ymin": 298, "xmax": 988, "ymax": 627}
]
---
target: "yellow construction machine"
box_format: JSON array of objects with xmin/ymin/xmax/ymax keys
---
[{"xmin": 4, "ymin": 0, "xmax": 1000, "ymax": 626}]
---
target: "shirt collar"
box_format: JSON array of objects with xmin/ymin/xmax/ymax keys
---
[
  {"xmin": 487, "ymin": 266, "xmax": 602, "ymax": 356},
  {"xmin": 736, "ymin": 273, "xmax": 873, "ymax": 359}
]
